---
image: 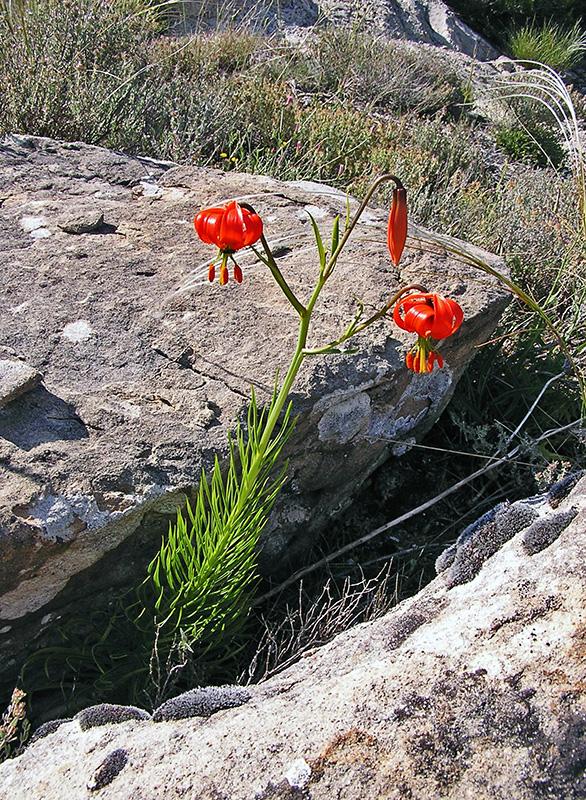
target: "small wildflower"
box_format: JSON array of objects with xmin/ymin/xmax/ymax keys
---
[{"xmin": 0, "ymin": 688, "xmax": 30, "ymax": 761}]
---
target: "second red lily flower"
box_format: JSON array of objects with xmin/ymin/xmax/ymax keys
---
[{"xmin": 393, "ymin": 292, "xmax": 464, "ymax": 373}]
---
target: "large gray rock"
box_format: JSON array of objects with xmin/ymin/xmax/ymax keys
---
[
  {"xmin": 187, "ymin": 0, "xmax": 499, "ymax": 60},
  {"xmin": 1, "ymin": 476, "xmax": 583, "ymax": 799},
  {"xmin": 0, "ymin": 134, "xmax": 508, "ymax": 693}
]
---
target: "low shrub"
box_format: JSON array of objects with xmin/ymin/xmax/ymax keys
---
[
  {"xmin": 268, "ymin": 28, "xmax": 465, "ymax": 116},
  {"xmin": 364, "ymin": 117, "xmax": 491, "ymax": 231},
  {"xmin": 0, "ymin": 0, "xmax": 157, "ymax": 146},
  {"xmin": 495, "ymin": 123, "xmax": 566, "ymax": 167},
  {"xmin": 444, "ymin": 0, "xmax": 584, "ymax": 50}
]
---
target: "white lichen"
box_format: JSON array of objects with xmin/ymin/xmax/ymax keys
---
[
  {"xmin": 284, "ymin": 758, "xmax": 312, "ymax": 789},
  {"xmin": 61, "ymin": 320, "xmax": 94, "ymax": 342}
]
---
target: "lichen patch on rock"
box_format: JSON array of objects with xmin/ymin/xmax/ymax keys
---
[{"xmin": 61, "ymin": 320, "xmax": 94, "ymax": 342}]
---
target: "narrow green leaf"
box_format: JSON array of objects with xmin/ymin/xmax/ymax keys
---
[
  {"xmin": 307, "ymin": 211, "xmax": 326, "ymax": 268},
  {"xmin": 331, "ymin": 215, "xmax": 340, "ymax": 256}
]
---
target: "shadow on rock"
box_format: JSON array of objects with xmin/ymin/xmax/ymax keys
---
[{"xmin": 0, "ymin": 386, "xmax": 89, "ymax": 450}]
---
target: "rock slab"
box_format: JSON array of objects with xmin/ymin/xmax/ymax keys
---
[{"xmin": 1, "ymin": 476, "xmax": 584, "ymax": 799}]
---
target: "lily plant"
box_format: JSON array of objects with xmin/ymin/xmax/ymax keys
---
[
  {"xmin": 138, "ymin": 172, "xmax": 582, "ymax": 703},
  {"xmin": 137, "ymin": 175, "xmax": 463, "ymax": 696}
]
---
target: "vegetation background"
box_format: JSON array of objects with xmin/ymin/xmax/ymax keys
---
[{"xmin": 0, "ymin": 0, "xmax": 584, "ymax": 734}]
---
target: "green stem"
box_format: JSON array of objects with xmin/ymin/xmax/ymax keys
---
[
  {"xmin": 233, "ymin": 265, "xmax": 334, "ymax": 518},
  {"xmin": 303, "ymin": 283, "xmax": 428, "ymax": 355},
  {"xmin": 237, "ymin": 175, "xmax": 405, "ymax": 491},
  {"xmin": 225, "ymin": 299, "xmax": 315, "ymax": 523}
]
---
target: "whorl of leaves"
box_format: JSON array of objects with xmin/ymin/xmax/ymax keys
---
[{"xmin": 138, "ymin": 389, "xmax": 296, "ymax": 677}]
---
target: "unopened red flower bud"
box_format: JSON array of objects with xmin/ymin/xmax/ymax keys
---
[{"xmin": 387, "ymin": 187, "xmax": 408, "ymax": 267}]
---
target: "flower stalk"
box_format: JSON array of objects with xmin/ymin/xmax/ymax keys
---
[
  {"xmin": 187, "ymin": 175, "xmax": 418, "ymax": 554},
  {"xmin": 229, "ymin": 175, "xmax": 412, "ymax": 478}
]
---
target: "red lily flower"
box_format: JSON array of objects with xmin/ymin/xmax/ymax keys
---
[
  {"xmin": 393, "ymin": 292, "xmax": 463, "ymax": 339},
  {"xmin": 387, "ymin": 186, "xmax": 407, "ymax": 267},
  {"xmin": 393, "ymin": 292, "xmax": 463, "ymax": 374},
  {"xmin": 194, "ymin": 200, "xmax": 263, "ymax": 285}
]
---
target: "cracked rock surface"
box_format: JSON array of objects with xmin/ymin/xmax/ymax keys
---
[
  {"xmin": 0, "ymin": 134, "xmax": 508, "ymax": 691},
  {"xmin": 1, "ymin": 477, "xmax": 584, "ymax": 799}
]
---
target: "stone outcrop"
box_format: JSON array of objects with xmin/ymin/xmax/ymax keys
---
[
  {"xmin": 1, "ymin": 475, "xmax": 584, "ymax": 799},
  {"xmin": 188, "ymin": 0, "xmax": 500, "ymax": 61},
  {"xmin": 0, "ymin": 134, "xmax": 508, "ymax": 694}
]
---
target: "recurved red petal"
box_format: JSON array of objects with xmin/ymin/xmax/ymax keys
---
[
  {"xmin": 403, "ymin": 305, "xmax": 435, "ymax": 337},
  {"xmin": 393, "ymin": 293, "xmax": 433, "ymax": 331},
  {"xmin": 241, "ymin": 208, "xmax": 263, "ymax": 246},
  {"xmin": 217, "ymin": 200, "xmax": 246, "ymax": 251},
  {"xmin": 428, "ymin": 295, "xmax": 464, "ymax": 339},
  {"xmin": 430, "ymin": 351, "xmax": 444, "ymax": 370},
  {"xmin": 194, "ymin": 207, "xmax": 226, "ymax": 245}
]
